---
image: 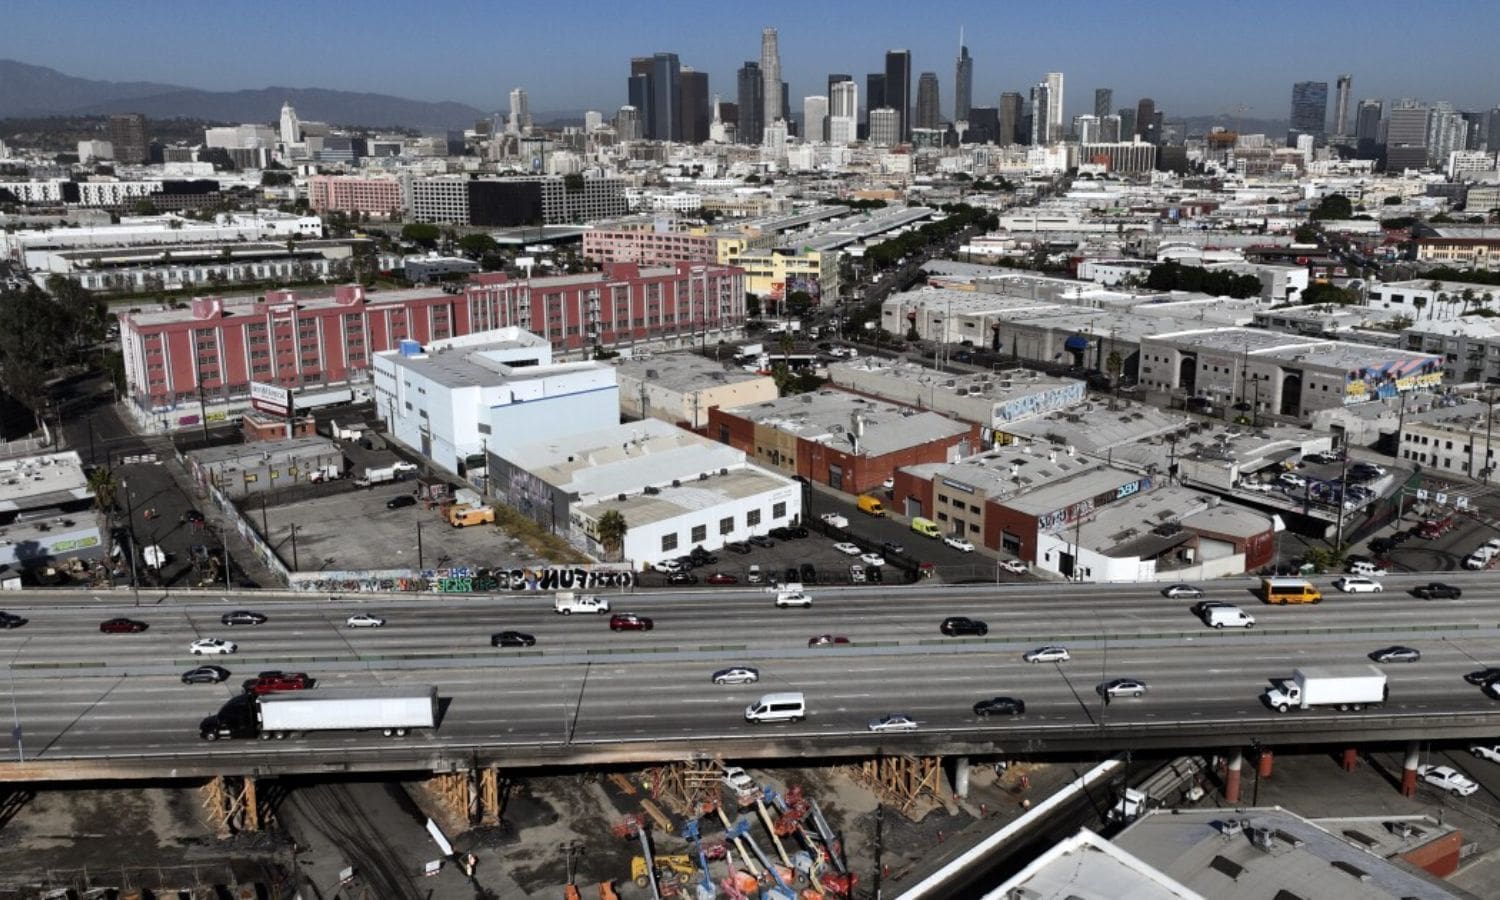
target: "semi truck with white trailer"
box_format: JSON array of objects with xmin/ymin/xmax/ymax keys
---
[
  {"xmin": 1263, "ymin": 665, "xmax": 1387, "ymax": 713},
  {"xmin": 198, "ymin": 686, "xmax": 439, "ymax": 740}
]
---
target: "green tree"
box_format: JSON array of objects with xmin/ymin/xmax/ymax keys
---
[
  {"xmin": 0, "ymin": 287, "xmax": 73, "ymax": 418},
  {"xmin": 45, "ymin": 274, "xmax": 106, "ymax": 348},
  {"xmin": 1106, "ymin": 350, "xmax": 1124, "ymax": 391},
  {"xmin": 261, "ymin": 171, "xmax": 294, "ymax": 187},
  {"xmin": 401, "ymin": 223, "xmax": 441, "ymax": 248},
  {"xmin": 87, "ymin": 466, "xmax": 119, "ymax": 514},
  {"xmin": 458, "ymin": 233, "xmax": 499, "ymax": 259},
  {"xmin": 132, "ymin": 198, "xmax": 158, "ymax": 216},
  {"xmin": 1294, "ymin": 223, "xmax": 1321, "ymax": 243},
  {"xmin": 785, "ymin": 290, "xmax": 815, "ymax": 317},
  {"xmin": 595, "ymin": 509, "xmax": 628, "ymax": 562},
  {"xmin": 744, "ymin": 295, "xmax": 761, "ymax": 318},
  {"xmin": 1309, "ymin": 194, "xmax": 1353, "ymax": 220}
]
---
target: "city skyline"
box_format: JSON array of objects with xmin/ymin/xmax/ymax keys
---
[{"xmin": 3, "ymin": 0, "xmax": 1498, "ymax": 124}]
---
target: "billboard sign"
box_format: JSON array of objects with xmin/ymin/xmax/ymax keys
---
[{"xmin": 249, "ymin": 381, "xmax": 292, "ymax": 416}]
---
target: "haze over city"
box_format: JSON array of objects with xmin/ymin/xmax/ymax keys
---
[{"xmin": 4, "ymin": 0, "xmax": 1498, "ymax": 117}]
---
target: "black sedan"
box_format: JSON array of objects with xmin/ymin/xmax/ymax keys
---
[
  {"xmin": 0, "ymin": 612, "xmax": 27, "ymax": 629},
  {"xmin": 748, "ymin": 535, "xmax": 775, "ymax": 549},
  {"xmin": 100, "ymin": 617, "xmax": 148, "ymax": 634},
  {"xmin": 491, "ymin": 631, "xmax": 536, "ymax": 648},
  {"xmin": 1412, "ymin": 582, "xmax": 1462, "ymax": 600},
  {"xmin": 220, "ymin": 610, "xmax": 268, "ymax": 626},
  {"xmin": 1465, "ymin": 667, "xmax": 1500, "ymax": 686},
  {"xmin": 666, "ymin": 571, "xmax": 699, "ymax": 585},
  {"xmin": 181, "ymin": 665, "xmax": 230, "ymax": 685},
  {"xmin": 940, "ymin": 616, "xmax": 989, "ymax": 637},
  {"xmin": 973, "ymin": 696, "xmax": 1026, "ymax": 717}
]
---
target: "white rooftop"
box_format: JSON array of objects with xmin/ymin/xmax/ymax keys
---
[{"xmin": 0, "ymin": 451, "xmax": 91, "ymax": 513}]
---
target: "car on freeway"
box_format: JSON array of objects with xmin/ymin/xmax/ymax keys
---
[
  {"xmin": 808, "ymin": 634, "xmax": 850, "ymax": 647},
  {"xmin": 973, "ymin": 696, "xmax": 1026, "ymax": 717},
  {"xmin": 385, "ymin": 494, "xmax": 417, "ymax": 510},
  {"xmin": 1334, "ymin": 576, "xmax": 1383, "ymax": 593},
  {"xmin": 1371, "ymin": 646, "xmax": 1421, "ymax": 663},
  {"xmin": 748, "ymin": 534, "xmax": 775, "ymax": 549},
  {"xmin": 1162, "ymin": 584, "xmax": 1204, "ymax": 599},
  {"xmin": 725, "ymin": 541, "xmax": 752, "ymax": 554},
  {"xmin": 1471, "ymin": 744, "xmax": 1500, "ymax": 764},
  {"xmin": 0, "ymin": 612, "xmax": 27, "ymax": 629},
  {"xmin": 220, "ymin": 610, "xmax": 267, "ymax": 626},
  {"xmin": 189, "ymin": 638, "xmax": 237, "ymax": 655},
  {"xmin": 243, "ymin": 671, "xmax": 310, "ymax": 694},
  {"xmin": 491, "ymin": 630, "xmax": 536, "ymax": 648},
  {"xmin": 859, "ymin": 552, "xmax": 886, "ymax": 568},
  {"xmin": 706, "ymin": 573, "xmax": 739, "ymax": 585},
  {"xmin": 881, "ymin": 540, "xmax": 906, "ymax": 556},
  {"xmin": 999, "ymin": 559, "xmax": 1028, "ymax": 574},
  {"xmin": 1466, "ymin": 667, "xmax": 1500, "ymax": 685},
  {"xmin": 775, "ymin": 590, "xmax": 813, "ymax": 608},
  {"xmin": 609, "ymin": 613, "xmax": 654, "ymax": 632},
  {"xmin": 943, "ymin": 536, "xmax": 975, "ymax": 553},
  {"xmin": 667, "ymin": 571, "xmax": 700, "ymax": 586},
  {"xmin": 1098, "ymin": 678, "xmax": 1148, "ymax": 698},
  {"xmin": 100, "ymin": 617, "xmax": 148, "ymax": 634},
  {"xmin": 832, "ymin": 542, "xmax": 862, "ymax": 556},
  {"xmin": 1413, "ymin": 582, "xmax": 1462, "ymax": 600},
  {"xmin": 721, "ymin": 766, "xmax": 756, "ymax": 792},
  {"xmin": 346, "ymin": 613, "xmax": 387, "ymax": 628},
  {"xmin": 1190, "ymin": 599, "xmax": 1232, "ymax": 617},
  {"xmin": 712, "ymin": 667, "xmax": 760, "ymax": 685},
  {"xmin": 1024, "ymin": 646, "xmax": 1071, "ymax": 664},
  {"xmin": 868, "ymin": 714, "xmax": 919, "ymax": 733},
  {"xmin": 940, "ymin": 616, "xmax": 989, "ymax": 637},
  {"xmin": 181, "ymin": 665, "xmax": 230, "ymax": 685},
  {"xmin": 1417, "ymin": 765, "xmax": 1479, "ymax": 797}
]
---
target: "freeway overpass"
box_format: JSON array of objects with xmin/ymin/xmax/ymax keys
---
[{"xmin": 0, "ymin": 575, "xmax": 1498, "ymax": 787}]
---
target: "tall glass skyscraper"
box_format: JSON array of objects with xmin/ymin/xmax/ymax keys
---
[
  {"xmin": 1289, "ymin": 80, "xmax": 1329, "ymax": 146},
  {"xmin": 885, "ymin": 50, "xmax": 912, "ymax": 141},
  {"xmin": 954, "ymin": 36, "xmax": 972, "ymax": 123}
]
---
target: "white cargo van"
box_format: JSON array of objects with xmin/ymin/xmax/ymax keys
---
[
  {"xmin": 745, "ymin": 692, "xmax": 806, "ymax": 723},
  {"xmin": 1203, "ymin": 605, "xmax": 1255, "ymax": 629}
]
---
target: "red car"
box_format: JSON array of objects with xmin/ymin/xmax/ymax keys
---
[
  {"xmin": 706, "ymin": 572, "xmax": 739, "ymax": 585},
  {"xmin": 242, "ymin": 671, "xmax": 311, "ymax": 695},
  {"xmin": 99, "ymin": 617, "xmax": 148, "ymax": 634},
  {"xmin": 609, "ymin": 613, "xmax": 654, "ymax": 632},
  {"xmin": 808, "ymin": 634, "xmax": 851, "ymax": 647}
]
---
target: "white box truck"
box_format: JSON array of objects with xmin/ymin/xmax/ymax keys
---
[
  {"xmin": 353, "ymin": 461, "xmax": 418, "ymax": 487},
  {"xmin": 1263, "ymin": 665, "xmax": 1387, "ymax": 713},
  {"xmin": 199, "ymin": 686, "xmax": 438, "ymax": 740}
]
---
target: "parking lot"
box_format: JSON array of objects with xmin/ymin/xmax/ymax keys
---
[{"xmin": 257, "ymin": 479, "xmax": 544, "ymax": 574}]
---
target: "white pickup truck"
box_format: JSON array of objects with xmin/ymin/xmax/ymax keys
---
[{"xmin": 553, "ymin": 592, "xmax": 610, "ymax": 615}]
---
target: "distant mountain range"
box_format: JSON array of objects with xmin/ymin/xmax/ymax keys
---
[{"xmin": 0, "ymin": 59, "xmax": 490, "ymax": 131}]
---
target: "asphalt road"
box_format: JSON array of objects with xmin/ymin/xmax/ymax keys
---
[{"xmin": 2, "ymin": 573, "xmax": 1500, "ymax": 768}]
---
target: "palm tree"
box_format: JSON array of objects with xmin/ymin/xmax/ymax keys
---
[
  {"xmin": 87, "ymin": 466, "xmax": 118, "ymax": 514},
  {"xmin": 1435, "ymin": 293, "xmax": 1449, "ymax": 319},
  {"xmin": 1462, "ymin": 288, "xmax": 1476, "ymax": 315},
  {"xmin": 1413, "ymin": 296, "xmax": 1428, "ymax": 320},
  {"xmin": 596, "ymin": 510, "xmax": 628, "ymax": 563},
  {"xmin": 1106, "ymin": 350, "xmax": 1124, "ymax": 393}
]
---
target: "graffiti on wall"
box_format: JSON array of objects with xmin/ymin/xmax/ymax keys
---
[
  {"xmin": 993, "ymin": 382, "xmax": 1088, "ymax": 424},
  {"xmin": 287, "ymin": 565, "xmax": 637, "ymax": 594}
]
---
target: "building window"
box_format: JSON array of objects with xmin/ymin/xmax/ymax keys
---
[
  {"xmin": 772, "ymin": 501, "xmax": 786, "ymax": 519},
  {"xmin": 691, "ymin": 524, "xmax": 707, "ymax": 543},
  {"xmin": 747, "ymin": 509, "xmax": 762, "ymax": 527},
  {"xmin": 661, "ymin": 533, "xmax": 678, "ymax": 552},
  {"xmin": 719, "ymin": 516, "xmax": 734, "ymax": 535}
]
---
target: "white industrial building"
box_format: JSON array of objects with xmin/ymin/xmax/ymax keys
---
[
  {"xmin": 494, "ymin": 418, "xmax": 801, "ymax": 569},
  {"xmin": 371, "ymin": 328, "xmax": 619, "ymax": 478},
  {"xmin": 614, "ymin": 355, "xmax": 778, "ymax": 429}
]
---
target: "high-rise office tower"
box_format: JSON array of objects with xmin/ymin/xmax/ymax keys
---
[
  {"xmin": 1074, "ymin": 114, "xmax": 1100, "ymax": 144},
  {"xmin": 1100, "ymin": 114, "xmax": 1121, "ymax": 143},
  {"xmin": 829, "ymin": 80, "xmax": 857, "ymax": 145},
  {"xmin": 109, "ymin": 113, "xmax": 149, "ymax": 164},
  {"xmin": 628, "ymin": 58, "xmax": 653, "ymax": 135},
  {"xmin": 584, "ymin": 111, "xmax": 603, "ymax": 133},
  {"xmin": 737, "ymin": 62, "xmax": 764, "ymax": 144},
  {"xmin": 803, "ymin": 96, "xmax": 828, "ymax": 144},
  {"xmin": 1461, "ymin": 111, "xmax": 1488, "ymax": 150},
  {"xmin": 761, "ymin": 28, "xmax": 782, "ymax": 127},
  {"xmin": 615, "ymin": 106, "xmax": 641, "ymax": 142},
  {"xmin": 1094, "ymin": 88, "xmax": 1112, "ymax": 120},
  {"xmin": 1355, "ymin": 99, "xmax": 1383, "ymax": 142},
  {"xmin": 1030, "ymin": 83, "xmax": 1051, "ymax": 144},
  {"xmin": 870, "ymin": 108, "xmax": 900, "ymax": 146},
  {"xmin": 964, "ymin": 107, "xmax": 998, "ymax": 144},
  {"xmin": 1333, "ymin": 74, "xmax": 1352, "ymax": 137},
  {"xmin": 1385, "ymin": 99, "xmax": 1431, "ymax": 170},
  {"xmin": 508, "ymin": 88, "xmax": 531, "ymax": 135},
  {"xmin": 1427, "ymin": 102, "xmax": 1468, "ymax": 166},
  {"xmin": 1118, "ymin": 107, "xmax": 1137, "ymax": 142},
  {"xmin": 1135, "ymin": 98, "xmax": 1157, "ymax": 143},
  {"xmin": 1045, "ymin": 72, "xmax": 1065, "ymax": 140},
  {"xmin": 999, "ymin": 92, "xmax": 1023, "ymax": 145},
  {"xmin": 278, "ymin": 103, "xmax": 299, "ymax": 145},
  {"xmin": 781, "ymin": 83, "xmax": 790, "ymax": 128},
  {"xmin": 885, "ymin": 50, "xmax": 912, "ymax": 141},
  {"xmin": 954, "ymin": 33, "xmax": 972, "ymax": 123},
  {"xmin": 827, "ymin": 74, "xmax": 852, "ymax": 140},
  {"xmin": 1489, "ymin": 107, "xmax": 1500, "ymax": 153},
  {"xmin": 678, "ymin": 68, "xmax": 710, "ymax": 143},
  {"xmin": 915, "ymin": 73, "xmax": 942, "ymax": 131},
  {"xmin": 1288, "ymin": 81, "xmax": 1329, "ymax": 146},
  {"xmin": 626, "ymin": 54, "xmax": 681, "ymax": 141}
]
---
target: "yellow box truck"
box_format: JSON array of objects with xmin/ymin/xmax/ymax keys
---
[{"xmin": 857, "ymin": 495, "xmax": 886, "ymax": 516}]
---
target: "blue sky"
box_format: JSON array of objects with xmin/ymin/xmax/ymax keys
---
[{"xmin": 5, "ymin": 0, "xmax": 1498, "ymax": 119}]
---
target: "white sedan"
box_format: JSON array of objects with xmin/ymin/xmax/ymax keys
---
[
  {"xmin": 860, "ymin": 552, "xmax": 886, "ymax": 567},
  {"xmin": 1417, "ymin": 764, "xmax": 1479, "ymax": 797},
  {"xmin": 1000, "ymin": 559, "xmax": 1028, "ymax": 574},
  {"xmin": 868, "ymin": 714, "xmax": 920, "ymax": 733},
  {"xmin": 189, "ymin": 638, "xmax": 237, "ymax": 655},
  {"xmin": 1470, "ymin": 744, "xmax": 1500, "ymax": 764},
  {"xmin": 721, "ymin": 766, "xmax": 756, "ymax": 792},
  {"xmin": 1333, "ymin": 576, "xmax": 1383, "ymax": 593},
  {"xmin": 944, "ymin": 536, "xmax": 975, "ymax": 553},
  {"xmin": 1024, "ymin": 645, "xmax": 1071, "ymax": 664},
  {"xmin": 346, "ymin": 613, "xmax": 387, "ymax": 628},
  {"xmin": 832, "ymin": 542, "xmax": 862, "ymax": 556}
]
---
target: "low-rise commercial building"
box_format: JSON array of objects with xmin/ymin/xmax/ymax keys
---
[
  {"xmin": 307, "ymin": 174, "xmax": 404, "ymax": 218},
  {"xmin": 1397, "ymin": 398, "xmax": 1500, "ymax": 480},
  {"xmin": 1414, "ymin": 225, "xmax": 1500, "ymax": 268},
  {"xmin": 827, "ymin": 359, "xmax": 1086, "ymax": 429},
  {"xmin": 709, "ymin": 390, "xmax": 980, "ymax": 495},
  {"xmin": 614, "ymin": 355, "xmax": 778, "ymax": 429},
  {"xmin": 0, "ymin": 451, "xmax": 104, "ymax": 570},
  {"xmin": 185, "ymin": 437, "xmax": 344, "ymax": 499}
]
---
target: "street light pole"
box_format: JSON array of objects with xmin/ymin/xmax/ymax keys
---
[
  {"xmin": 122, "ymin": 478, "xmax": 140, "ymax": 608},
  {"xmin": 416, "ymin": 520, "xmax": 424, "ymax": 570},
  {"xmin": 289, "ymin": 524, "xmax": 300, "ymax": 572},
  {"xmin": 9, "ymin": 636, "xmax": 31, "ymax": 763}
]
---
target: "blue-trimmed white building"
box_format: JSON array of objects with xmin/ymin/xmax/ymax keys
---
[{"xmin": 371, "ymin": 328, "xmax": 618, "ymax": 478}]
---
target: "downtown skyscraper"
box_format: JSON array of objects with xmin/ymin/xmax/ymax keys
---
[
  {"xmin": 1333, "ymin": 74, "xmax": 1353, "ymax": 138},
  {"xmin": 627, "ymin": 53, "xmax": 681, "ymax": 141},
  {"xmin": 1094, "ymin": 88, "xmax": 1113, "ymax": 120},
  {"xmin": 1044, "ymin": 72, "xmax": 1065, "ymax": 142},
  {"xmin": 761, "ymin": 28, "xmax": 783, "ymax": 127},
  {"xmin": 737, "ymin": 61, "xmax": 764, "ymax": 144},
  {"xmin": 915, "ymin": 72, "xmax": 942, "ymax": 131},
  {"xmin": 1289, "ymin": 80, "xmax": 1329, "ymax": 146},
  {"xmin": 954, "ymin": 33, "xmax": 972, "ymax": 124},
  {"xmin": 885, "ymin": 50, "xmax": 912, "ymax": 142}
]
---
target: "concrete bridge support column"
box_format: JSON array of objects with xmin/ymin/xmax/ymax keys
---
[
  {"xmin": 1224, "ymin": 750, "xmax": 1244, "ymax": 804},
  {"xmin": 953, "ymin": 757, "xmax": 970, "ymax": 800},
  {"xmin": 1341, "ymin": 747, "xmax": 1359, "ymax": 772},
  {"xmin": 1401, "ymin": 742, "xmax": 1421, "ymax": 798},
  {"xmin": 1256, "ymin": 748, "xmax": 1274, "ymax": 779}
]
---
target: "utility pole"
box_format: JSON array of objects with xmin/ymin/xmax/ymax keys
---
[
  {"xmin": 289, "ymin": 524, "xmax": 300, "ymax": 572},
  {"xmin": 1333, "ymin": 453, "xmax": 1352, "ymax": 552},
  {"xmin": 416, "ymin": 519, "xmax": 424, "ymax": 570},
  {"xmin": 1485, "ymin": 381, "xmax": 1496, "ymax": 485},
  {"xmin": 122, "ymin": 479, "xmax": 140, "ymax": 608}
]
